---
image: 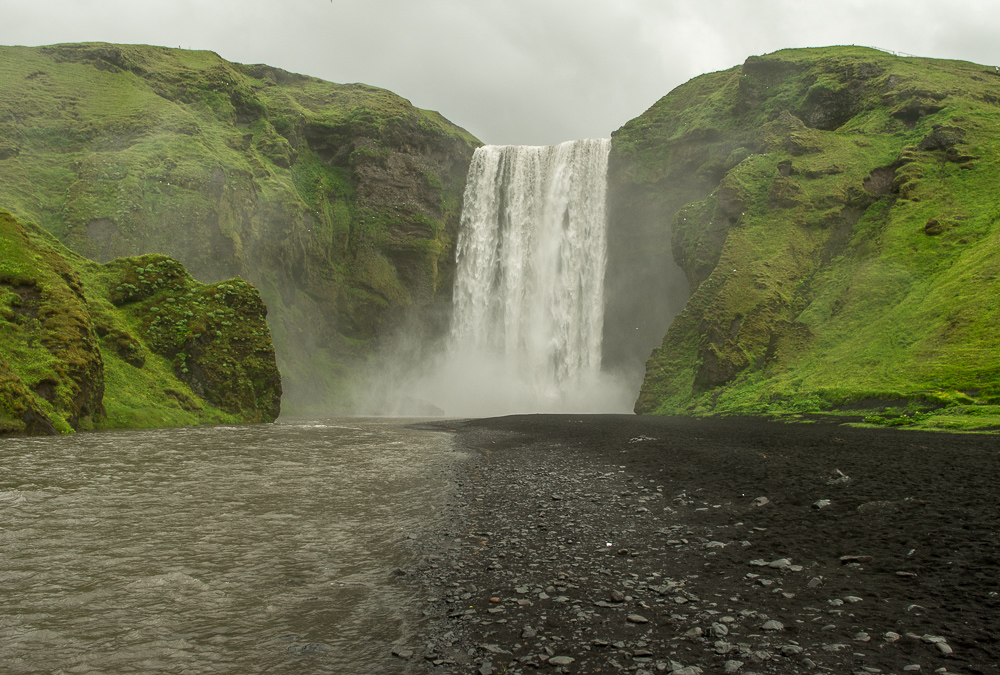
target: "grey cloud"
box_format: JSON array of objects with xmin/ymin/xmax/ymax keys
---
[{"xmin": 1, "ymin": 0, "xmax": 997, "ymax": 144}]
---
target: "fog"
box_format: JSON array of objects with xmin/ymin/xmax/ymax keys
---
[{"xmin": 357, "ymin": 344, "xmax": 637, "ymax": 417}]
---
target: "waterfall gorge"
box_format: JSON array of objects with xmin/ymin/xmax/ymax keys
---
[{"xmin": 406, "ymin": 139, "xmax": 632, "ymax": 415}]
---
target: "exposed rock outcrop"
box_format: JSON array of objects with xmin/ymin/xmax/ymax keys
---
[
  {"xmin": 608, "ymin": 46, "xmax": 1000, "ymax": 420},
  {"xmin": 0, "ymin": 43, "xmax": 479, "ymax": 413},
  {"xmin": 0, "ymin": 210, "xmax": 281, "ymax": 434}
]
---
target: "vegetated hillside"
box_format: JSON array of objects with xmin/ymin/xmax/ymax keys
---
[
  {"xmin": 0, "ymin": 210, "xmax": 281, "ymax": 435},
  {"xmin": 610, "ymin": 46, "xmax": 1000, "ymax": 431},
  {"xmin": 0, "ymin": 43, "xmax": 479, "ymax": 413}
]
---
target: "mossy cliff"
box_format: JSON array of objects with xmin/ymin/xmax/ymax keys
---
[
  {"xmin": 0, "ymin": 43, "xmax": 479, "ymax": 413},
  {"xmin": 0, "ymin": 210, "xmax": 280, "ymax": 435},
  {"xmin": 609, "ymin": 46, "xmax": 1000, "ymax": 430}
]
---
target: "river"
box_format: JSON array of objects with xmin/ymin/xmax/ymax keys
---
[{"xmin": 0, "ymin": 418, "xmax": 460, "ymax": 674}]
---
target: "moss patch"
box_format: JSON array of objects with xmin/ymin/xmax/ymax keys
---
[
  {"xmin": 618, "ymin": 47, "xmax": 1000, "ymax": 432},
  {"xmin": 0, "ymin": 42, "xmax": 480, "ymax": 413},
  {"xmin": 0, "ymin": 209, "xmax": 280, "ymax": 435}
]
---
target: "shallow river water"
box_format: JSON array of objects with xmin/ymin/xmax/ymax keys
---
[{"xmin": 0, "ymin": 418, "xmax": 459, "ymax": 674}]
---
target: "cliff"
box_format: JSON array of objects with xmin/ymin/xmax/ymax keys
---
[
  {"xmin": 609, "ymin": 46, "xmax": 1000, "ymax": 431},
  {"xmin": 0, "ymin": 43, "xmax": 479, "ymax": 413},
  {"xmin": 0, "ymin": 210, "xmax": 281, "ymax": 434}
]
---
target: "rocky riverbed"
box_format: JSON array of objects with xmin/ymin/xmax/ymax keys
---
[{"xmin": 395, "ymin": 415, "xmax": 998, "ymax": 675}]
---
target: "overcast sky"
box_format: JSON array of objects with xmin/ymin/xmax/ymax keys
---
[{"xmin": 2, "ymin": 0, "xmax": 997, "ymax": 145}]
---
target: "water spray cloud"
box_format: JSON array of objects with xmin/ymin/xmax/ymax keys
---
[{"xmin": 402, "ymin": 139, "xmax": 633, "ymax": 416}]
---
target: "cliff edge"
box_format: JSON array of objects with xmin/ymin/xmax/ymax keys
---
[
  {"xmin": 0, "ymin": 43, "xmax": 479, "ymax": 413},
  {"xmin": 610, "ymin": 46, "xmax": 1000, "ymax": 430}
]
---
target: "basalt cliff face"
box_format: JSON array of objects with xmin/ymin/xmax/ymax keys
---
[
  {"xmin": 610, "ymin": 46, "xmax": 1000, "ymax": 430},
  {"xmin": 0, "ymin": 43, "xmax": 479, "ymax": 413},
  {"xmin": 0, "ymin": 210, "xmax": 280, "ymax": 434}
]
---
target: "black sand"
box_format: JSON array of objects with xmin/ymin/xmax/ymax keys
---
[{"xmin": 402, "ymin": 415, "xmax": 999, "ymax": 675}]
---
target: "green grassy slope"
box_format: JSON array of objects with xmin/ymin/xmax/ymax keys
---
[
  {"xmin": 0, "ymin": 210, "xmax": 280, "ymax": 434},
  {"xmin": 612, "ymin": 46, "xmax": 1000, "ymax": 431},
  {"xmin": 0, "ymin": 43, "xmax": 479, "ymax": 414}
]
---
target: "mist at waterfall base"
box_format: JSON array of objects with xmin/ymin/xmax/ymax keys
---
[{"xmin": 365, "ymin": 139, "xmax": 637, "ymax": 417}]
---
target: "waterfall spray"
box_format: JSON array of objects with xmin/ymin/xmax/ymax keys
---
[
  {"xmin": 421, "ymin": 139, "xmax": 632, "ymax": 415},
  {"xmin": 364, "ymin": 138, "xmax": 633, "ymax": 417}
]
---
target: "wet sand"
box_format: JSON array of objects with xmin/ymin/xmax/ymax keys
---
[{"xmin": 400, "ymin": 415, "xmax": 998, "ymax": 675}]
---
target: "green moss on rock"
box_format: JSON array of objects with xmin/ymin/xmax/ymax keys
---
[
  {"xmin": 612, "ymin": 47, "xmax": 1000, "ymax": 430},
  {"xmin": 0, "ymin": 211, "xmax": 105, "ymax": 431},
  {"xmin": 0, "ymin": 42, "xmax": 480, "ymax": 414},
  {"xmin": 97, "ymin": 257, "xmax": 282, "ymax": 422},
  {"xmin": 0, "ymin": 210, "xmax": 281, "ymax": 435}
]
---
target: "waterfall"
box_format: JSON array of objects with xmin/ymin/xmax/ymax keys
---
[{"xmin": 427, "ymin": 139, "xmax": 631, "ymax": 415}]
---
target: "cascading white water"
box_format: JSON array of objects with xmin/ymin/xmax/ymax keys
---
[
  {"xmin": 423, "ymin": 139, "xmax": 632, "ymax": 415},
  {"xmin": 452, "ymin": 140, "xmax": 608, "ymax": 385}
]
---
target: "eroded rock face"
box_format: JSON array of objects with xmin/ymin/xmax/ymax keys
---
[
  {"xmin": 0, "ymin": 211, "xmax": 282, "ymax": 435},
  {"xmin": 102, "ymin": 255, "xmax": 283, "ymax": 423},
  {"xmin": 0, "ymin": 44, "xmax": 479, "ymax": 414},
  {"xmin": 609, "ymin": 46, "xmax": 1000, "ymax": 415},
  {"xmin": 0, "ymin": 359, "xmax": 58, "ymax": 435},
  {"xmin": 0, "ymin": 217, "xmax": 105, "ymax": 432},
  {"xmin": 918, "ymin": 125, "xmax": 965, "ymax": 151}
]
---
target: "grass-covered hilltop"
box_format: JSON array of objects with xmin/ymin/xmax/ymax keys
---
[
  {"xmin": 0, "ymin": 43, "xmax": 479, "ymax": 414},
  {"xmin": 609, "ymin": 46, "xmax": 1000, "ymax": 431},
  {"xmin": 5, "ymin": 41, "xmax": 999, "ymax": 430},
  {"xmin": 0, "ymin": 210, "xmax": 281, "ymax": 434}
]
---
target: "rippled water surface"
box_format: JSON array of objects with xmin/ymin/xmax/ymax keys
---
[{"xmin": 0, "ymin": 418, "xmax": 457, "ymax": 674}]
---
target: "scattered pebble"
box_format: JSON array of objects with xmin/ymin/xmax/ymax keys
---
[
  {"xmin": 403, "ymin": 419, "xmax": 992, "ymax": 675},
  {"xmin": 828, "ymin": 469, "xmax": 851, "ymax": 484}
]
